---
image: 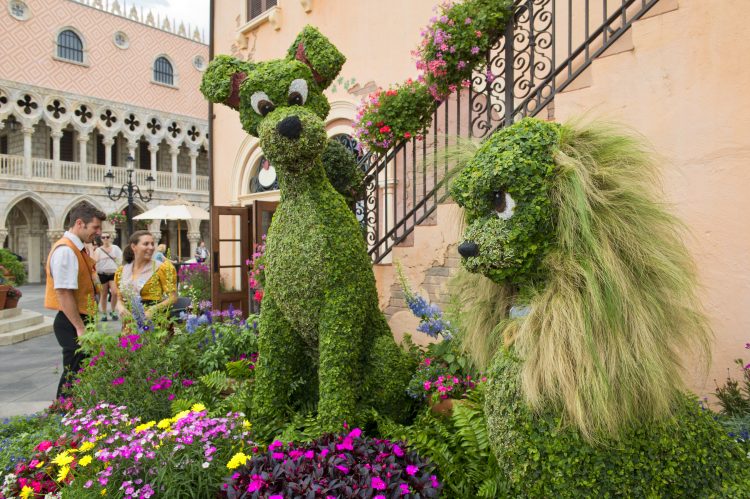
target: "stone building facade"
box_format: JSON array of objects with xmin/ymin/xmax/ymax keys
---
[{"xmin": 1, "ymin": 0, "xmax": 211, "ymax": 281}]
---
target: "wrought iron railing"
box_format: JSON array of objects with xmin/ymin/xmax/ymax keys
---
[{"xmin": 360, "ymin": 0, "xmax": 663, "ymax": 263}]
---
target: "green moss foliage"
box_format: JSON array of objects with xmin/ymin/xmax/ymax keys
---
[
  {"xmin": 201, "ymin": 26, "xmax": 411, "ymax": 433},
  {"xmin": 321, "ymin": 139, "xmax": 365, "ymax": 205},
  {"xmin": 199, "ymin": 55, "xmax": 255, "ymax": 108},
  {"xmin": 486, "ymin": 350, "xmax": 750, "ymax": 497},
  {"xmin": 286, "ymin": 25, "xmax": 346, "ymax": 89},
  {"xmin": 450, "ymin": 118, "xmax": 559, "ymax": 286}
]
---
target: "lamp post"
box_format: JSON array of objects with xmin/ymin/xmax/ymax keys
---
[{"xmin": 104, "ymin": 155, "xmax": 155, "ymax": 237}]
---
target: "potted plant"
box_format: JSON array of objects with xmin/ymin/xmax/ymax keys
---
[
  {"xmin": 5, "ymin": 287, "xmax": 22, "ymax": 309},
  {"xmin": 0, "ymin": 275, "xmax": 9, "ymax": 309}
]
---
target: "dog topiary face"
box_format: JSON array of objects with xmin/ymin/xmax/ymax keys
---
[
  {"xmin": 450, "ymin": 118, "xmax": 560, "ymax": 287},
  {"xmin": 200, "ymin": 25, "xmax": 345, "ymax": 171}
]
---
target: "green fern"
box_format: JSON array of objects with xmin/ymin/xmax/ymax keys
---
[
  {"xmin": 226, "ymin": 359, "xmax": 253, "ymax": 379},
  {"xmin": 199, "ymin": 370, "xmax": 229, "ymax": 392}
]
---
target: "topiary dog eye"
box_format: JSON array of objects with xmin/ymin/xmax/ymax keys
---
[
  {"xmin": 251, "ymin": 91, "xmax": 275, "ymax": 116},
  {"xmin": 493, "ymin": 190, "xmax": 516, "ymax": 220},
  {"xmin": 287, "ymin": 78, "xmax": 308, "ymax": 106}
]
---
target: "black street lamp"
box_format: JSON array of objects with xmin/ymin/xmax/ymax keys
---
[{"xmin": 104, "ymin": 155, "xmax": 155, "ymax": 236}]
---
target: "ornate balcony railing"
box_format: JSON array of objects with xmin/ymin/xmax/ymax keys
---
[
  {"xmin": 0, "ymin": 153, "xmax": 209, "ymax": 194},
  {"xmin": 359, "ymin": 0, "xmax": 663, "ymax": 263}
]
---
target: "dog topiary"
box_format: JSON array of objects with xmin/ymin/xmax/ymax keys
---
[
  {"xmin": 200, "ymin": 26, "xmax": 414, "ymax": 432},
  {"xmin": 448, "ymin": 117, "xmax": 750, "ymax": 494}
]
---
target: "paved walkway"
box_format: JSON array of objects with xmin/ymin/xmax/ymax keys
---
[{"xmin": 0, "ymin": 284, "xmax": 120, "ymax": 418}]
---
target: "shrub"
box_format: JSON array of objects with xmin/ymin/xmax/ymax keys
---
[
  {"xmin": 178, "ymin": 262, "xmax": 211, "ymax": 306},
  {"xmin": 486, "ymin": 350, "xmax": 750, "ymax": 497},
  {"xmin": 321, "ymin": 139, "xmax": 365, "ymax": 205},
  {"xmin": 0, "ymin": 249, "xmax": 26, "ymax": 286},
  {"xmin": 221, "ymin": 427, "xmax": 441, "ymax": 498},
  {"xmin": 379, "ymin": 385, "xmax": 506, "ymax": 498},
  {"xmin": 0, "ymin": 413, "xmax": 62, "ymax": 475}
]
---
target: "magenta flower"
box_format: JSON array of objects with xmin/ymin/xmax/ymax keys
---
[
  {"xmin": 336, "ymin": 465, "xmax": 349, "ymax": 474},
  {"xmin": 393, "ymin": 444, "xmax": 404, "ymax": 457},
  {"xmin": 111, "ymin": 377, "xmax": 125, "ymax": 386},
  {"xmin": 406, "ymin": 464, "xmax": 419, "ymax": 475},
  {"xmin": 371, "ymin": 476, "xmax": 387, "ymax": 490},
  {"xmin": 470, "ymin": 46, "xmax": 480, "ymax": 55}
]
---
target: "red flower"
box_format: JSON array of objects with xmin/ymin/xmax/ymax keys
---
[
  {"xmin": 379, "ymin": 125, "xmax": 391, "ymax": 134},
  {"xmin": 403, "ymin": 132, "xmax": 411, "ymax": 139},
  {"xmin": 386, "ymin": 89, "xmax": 398, "ymax": 96},
  {"xmin": 376, "ymin": 121, "xmax": 384, "ymax": 127},
  {"xmin": 254, "ymin": 290, "xmax": 264, "ymax": 303}
]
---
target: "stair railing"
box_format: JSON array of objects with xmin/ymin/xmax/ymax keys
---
[{"xmin": 359, "ymin": 0, "xmax": 664, "ymax": 264}]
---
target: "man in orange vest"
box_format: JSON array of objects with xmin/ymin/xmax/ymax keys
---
[{"xmin": 45, "ymin": 202, "xmax": 105, "ymax": 399}]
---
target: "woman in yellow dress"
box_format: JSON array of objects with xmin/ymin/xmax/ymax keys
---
[{"xmin": 114, "ymin": 230, "xmax": 177, "ymax": 320}]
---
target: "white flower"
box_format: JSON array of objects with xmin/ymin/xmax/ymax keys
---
[{"xmin": 202, "ymin": 462, "xmax": 210, "ymax": 468}]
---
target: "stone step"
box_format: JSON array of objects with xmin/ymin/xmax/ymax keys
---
[
  {"xmin": 0, "ymin": 316, "xmax": 54, "ymax": 346},
  {"xmin": 0, "ymin": 310, "xmax": 44, "ymax": 334},
  {"xmin": 0, "ymin": 308, "xmax": 21, "ymax": 320}
]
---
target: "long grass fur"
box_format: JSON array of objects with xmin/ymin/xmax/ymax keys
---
[{"xmin": 511, "ymin": 120, "xmax": 712, "ymax": 440}]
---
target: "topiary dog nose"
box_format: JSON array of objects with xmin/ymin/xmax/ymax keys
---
[
  {"xmin": 277, "ymin": 115, "xmax": 303, "ymax": 139},
  {"xmin": 458, "ymin": 241, "xmax": 479, "ymax": 258}
]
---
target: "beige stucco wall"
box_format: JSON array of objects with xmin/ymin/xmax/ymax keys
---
[
  {"xmin": 553, "ymin": 0, "xmax": 750, "ymax": 396},
  {"xmin": 211, "ymin": 0, "xmax": 750, "ymax": 398}
]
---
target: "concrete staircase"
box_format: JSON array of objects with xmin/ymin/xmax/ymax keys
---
[{"xmin": 0, "ymin": 308, "xmax": 54, "ymax": 346}]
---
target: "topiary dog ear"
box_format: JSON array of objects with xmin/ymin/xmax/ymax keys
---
[
  {"xmin": 199, "ymin": 55, "xmax": 256, "ymax": 110},
  {"xmin": 287, "ymin": 25, "xmax": 346, "ymax": 89}
]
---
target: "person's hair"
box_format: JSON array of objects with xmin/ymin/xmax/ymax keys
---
[
  {"xmin": 157, "ymin": 243, "xmax": 166, "ymax": 252},
  {"xmin": 122, "ymin": 230, "xmax": 154, "ymax": 264},
  {"xmin": 68, "ymin": 202, "xmax": 106, "ymax": 228}
]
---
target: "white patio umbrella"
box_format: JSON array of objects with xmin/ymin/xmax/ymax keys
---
[{"xmin": 133, "ymin": 197, "xmax": 209, "ymax": 260}]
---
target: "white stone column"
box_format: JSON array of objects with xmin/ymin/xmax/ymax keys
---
[
  {"xmin": 22, "ymin": 125, "xmax": 33, "ymax": 178},
  {"xmin": 187, "ymin": 231, "xmax": 202, "ymax": 261},
  {"xmin": 189, "ymin": 149, "xmax": 199, "ymax": 190},
  {"xmin": 148, "ymin": 144, "xmax": 159, "ymax": 180},
  {"xmin": 47, "ymin": 229, "xmax": 64, "ymax": 246},
  {"xmin": 127, "ymin": 140, "xmax": 137, "ymax": 163},
  {"xmin": 50, "ymin": 129, "xmax": 62, "ymax": 179},
  {"xmin": 0, "ymin": 229, "xmax": 8, "ymax": 248},
  {"xmin": 170, "ymin": 145, "xmax": 179, "ymax": 189},
  {"xmin": 78, "ymin": 132, "xmax": 89, "ymax": 181},
  {"xmin": 103, "ymin": 137, "xmax": 114, "ymax": 168},
  {"xmin": 148, "ymin": 220, "xmax": 162, "ymax": 244}
]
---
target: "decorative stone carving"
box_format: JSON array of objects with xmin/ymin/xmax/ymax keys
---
[{"xmin": 300, "ymin": 0, "xmax": 313, "ymax": 13}]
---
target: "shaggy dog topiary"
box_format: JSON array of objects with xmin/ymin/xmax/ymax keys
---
[
  {"xmin": 448, "ymin": 117, "xmax": 750, "ymax": 495},
  {"xmin": 200, "ymin": 26, "xmax": 413, "ymax": 432}
]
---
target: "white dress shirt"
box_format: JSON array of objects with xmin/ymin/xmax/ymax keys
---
[{"xmin": 49, "ymin": 231, "xmax": 84, "ymax": 290}]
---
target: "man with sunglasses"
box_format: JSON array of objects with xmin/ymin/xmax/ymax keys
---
[{"xmin": 93, "ymin": 232, "xmax": 122, "ymax": 322}]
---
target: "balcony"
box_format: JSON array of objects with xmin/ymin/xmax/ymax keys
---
[{"xmin": 0, "ymin": 153, "xmax": 209, "ymax": 193}]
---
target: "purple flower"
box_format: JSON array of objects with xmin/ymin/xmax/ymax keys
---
[{"xmin": 471, "ymin": 46, "xmax": 480, "ymax": 55}]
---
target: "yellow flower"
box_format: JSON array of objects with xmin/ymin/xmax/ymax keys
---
[
  {"xmin": 172, "ymin": 410, "xmax": 190, "ymax": 422},
  {"xmin": 226, "ymin": 451, "xmax": 249, "ymax": 470},
  {"xmin": 96, "ymin": 433, "xmax": 108, "ymax": 441},
  {"xmin": 79, "ymin": 455, "xmax": 93, "ymax": 467},
  {"xmin": 134, "ymin": 421, "xmax": 155, "ymax": 432},
  {"xmin": 191, "ymin": 403, "xmax": 207, "ymax": 413},
  {"xmin": 51, "ymin": 451, "xmax": 74, "ymax": 466},
  {"xmin": 57, "ymin": 464, "xmax": 70, "ymax": 482},
  {"xmin": 20, "ymin": 486, "xmax": 33, "ymax": 499},
  {"xmin": 157, "ymin": 418, "xmax": 172, "ymax": 429},
  {"xmin": 79, "ymin": 441, "xmax": 95, "ymax": 452},
  {"xmin": 101, "ymin": 488, "xmax": 107, "ymax": 495},
  {"xmin": 243, "ymin": 420, "xmax": 251, "ymax": 430},
  {"xmin": 35, "ymin": 460, "xmax": 45, "ymax": 468}
]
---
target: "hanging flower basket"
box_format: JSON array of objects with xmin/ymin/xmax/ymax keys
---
[{"xmin": 107, "ymin": 211, "xmax": 127, "ymax": 226}]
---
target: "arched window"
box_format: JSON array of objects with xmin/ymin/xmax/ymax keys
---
[
  {"xmin": 153, "ymin": 57, "xmax": 174, "ymax": 86},
  {"xmin": 57, "ymin": 29, "xmax": 83, "ymax": 63}
]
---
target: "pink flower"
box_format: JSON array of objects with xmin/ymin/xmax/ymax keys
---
[
  {"xmin": 400, "ymin": 483, "xmax": 410, "ymax": 495},
  {"xmin": 430, "ymin": 474, "xmax": 440, "ymax": 488},
  {"xmin": 111, "ymin": 377, "xmax": 125, "ymax": 386},
  {"xmin": 471, "ymin": 46, "xmax": 480, "ymax": 55},
  {"xmin": 304, "ymin": 450, "xmax": 315, "ymax": 459},
  {"xmin": 35, "ymin": 441, "xmax": 53, "ymax": 452},
  {"xmin": 371, "ymin": 476, "xmax": 387, "ymax": 490},
  {"xmin": 464, "ymin": 17, "xmax": 472, "ymax": 24},
  {"xmin": 423, "ymin": 381, "xmax": 432, "ymax": 391},
  {"xmin": 272, "ymin": 452, "xmax": 285, "ymax": 460},
  {"xmin": 406, "ymin": 464, "xmax": 419, "ymax": 475},
  {"xmin": 393, "ymin": 444, "xmax": 404, "ymax": 457},
  {"xmin": 348, "ymin": 428, "xmax": 362, "ymax": 439},
  {"xmin": 336, "ymin": 465, "xmax": 349, "ymax": 474}
]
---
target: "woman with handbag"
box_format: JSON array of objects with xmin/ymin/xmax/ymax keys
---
[{"xmin": 93, "ymin": 232, "xmax": 122, "ymax": 322}]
